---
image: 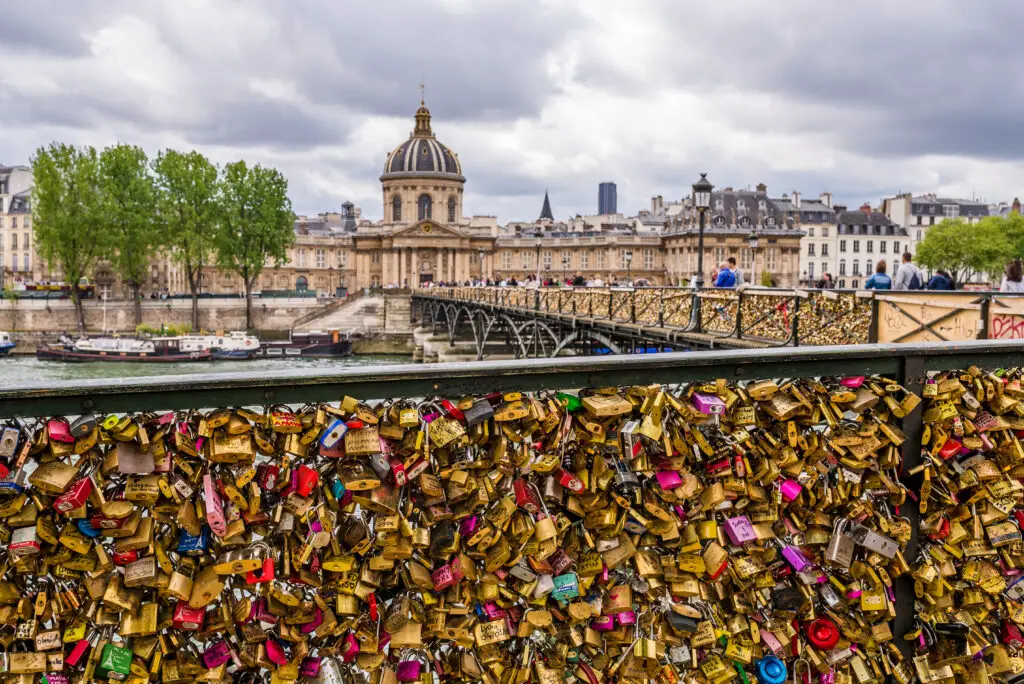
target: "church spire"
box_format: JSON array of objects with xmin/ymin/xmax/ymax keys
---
[{"xmin": 539, "ymin": 190, "xmax": 554, "ymax": 221}]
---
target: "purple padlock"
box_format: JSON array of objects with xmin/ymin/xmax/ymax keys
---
[
  {"xmin": 781, "ymin": 544, "xmax": 813, "ymax": 572},
  {"xmin": 203, "ymin": 640, "xmax": 232, "ymax": 669},
  {"xmin": 655, "ymin": 470, "xmax": 683, "ymax": 490},
  {"xmin": 340, "ymin": 633, "xmax": 360, "ymax": 662},
  {"xmin": 482, "ymin": 601, "xmax": 507, "ymax": 621},
  {"xmin": 460, "ymin": 515, "xmax": 479, "ymax": 537},
  {"xmin": 396, "ymin": 659, "xmax": 423, "ymax": 681},
  {"xmin": 591, "ymin": 614, "xmax": 615, "ymax": 631},
  {"xmin": 779, "ymin": 478, "xmax": 803, "ymax": 502},
  {"xmin": 692, "ymin": 392, "xmax": 726, "ymax": 415},
  {"xmin": 723, "ymin": 515, "xmax": 757, "ymax": 546},
  {"xmin": 421, "ymin": 411, "xmax": 440, "ymax": 423},
  {"xmin": 616, "ymin": 610, "xmax": 637, "ymax": 626},
  {"xmin": 299, "ymin": 657, "xmax": 322, "ymax": 677},
  {"xmin": 300, "ymin": 606, "xmax": 324, "ymax": 634}
]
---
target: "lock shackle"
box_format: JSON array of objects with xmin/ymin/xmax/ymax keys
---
[{"xmin": 528, "ymin": 481, "xmax": 550, "ymax": 518}]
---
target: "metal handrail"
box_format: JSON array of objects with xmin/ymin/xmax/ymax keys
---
[{"xmin": 2, "ymin": 340, "xmax": 1023, "ymax": 418}]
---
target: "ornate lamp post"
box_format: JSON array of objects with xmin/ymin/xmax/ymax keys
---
[
  {"xmin": 624, "ymin": 250, "xmax": 633, "ymax": 285},
  {"xmin": 692, "ymin": 173, "xmax": 713, "ymax": 288},
  {"xmin": 746, "ymin": 230, "xmax": 760, "ymax": 286},
  {"xmin": 478, "ymin": 249, "xmax": 485, "ymax": 282},
  {"xmin": 562, "ymin": 254, "xmax": 570, "ymax": 284},
  {"xmin": 534, "ymin": 230, "xmax": 543, "ymax": 284}
]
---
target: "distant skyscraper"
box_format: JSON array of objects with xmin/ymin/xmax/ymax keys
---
[{"xmin": 598, "ymin": 182, "xmax": 617, "ymax": 215}]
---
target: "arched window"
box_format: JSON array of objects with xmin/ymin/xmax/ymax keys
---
[
  {"xmin": 839, "ymin": 259, "xmax": 846, "ymax": 276},
  {"xmin": 392, "ymin": 195, "xmax": 402, "ymax": 221},
  {"xmin": 418, "ymin": 194, "xmax": 432, "ymax": 221},
  {"xmin": 448, "ymin": 196, "xmax": 457, "ymax": 223},
  {"xmin": 295, "ymin": 276, "xmax": 308, "ymax": 291}
]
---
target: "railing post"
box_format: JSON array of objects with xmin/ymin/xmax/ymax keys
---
[
  {"xmin": 691, "ymin": 290, "xmax": 702, "ymax": 333},
  {"xmin": 608, "ymin": 292, "xmax": 613, "ymax": 320},
  {"xmin": 868, "ymin": 296, "xmax": 880, "ymax": 344},
  {"xmin": 791, "ymin": 296, "xmax": 800, "ymax": 347},
  {"xmin": 630, "ymin": 291, "xmax": 636, "ymax": 324},
  {"xmin": 658, "ymin": 289, "xmax": 664, "ymax": 328},
  {"xmin": 735, "ymin": 291, "xmax": 744, "ymax": 339},
  {"xmin": 894, "ymin": 353, "xmax": 925, "ymax": 666},
  {"xmin": 533, "ymin": 289, "xmax": 539, "ymax": 312},
  {"xmin": 572, "ymin": 289, "xmax": 577, "ymax": 316},
  {"xmin": 979, "ymin": 293, "xmax": 992, "ymax": 339}
]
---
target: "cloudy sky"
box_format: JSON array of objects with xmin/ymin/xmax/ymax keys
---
[{"xmin": 2, "ymin": 0, "xmax": 1021, "ymax": 222}]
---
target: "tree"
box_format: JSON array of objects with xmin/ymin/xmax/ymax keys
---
[
  {"xmin": 915, "ymin": 217, "xmax": 1013, "ymax": 286},
  {"xmin": 99, "ymin": 144, "xmax": 160, "ymax": 325},
  {"xmin": 214, "ymin": 161, "xmax": 295, "ymax": 329},
  {"xmin": 153, "ymin": 150, "xmax": 219, "ymax": 330},
  {"xmin": 31, "ymin": 143, "xmax": 108, "ymax": 333}
]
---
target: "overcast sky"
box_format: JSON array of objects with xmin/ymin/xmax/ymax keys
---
[{"xmin": 2, "ymin": 0, "xmax": 1021, "ymax": 222}]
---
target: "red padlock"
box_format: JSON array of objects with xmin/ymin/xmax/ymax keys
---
[
  {"xmin": 296, "ymin": 465, "xmax": 319, "ymax": 497},
  {"xmin": 556, "ymin": 468, "xmax": 585, "ymax": 494},
  {"xmin": 257, "ymin": 464, "xmax": 281, "ymax": 491},
  {"xmin": 389, "ymin": 458, "xmax": 407, "ymax": 487},
  {"xmin": 111, "ymin": 550, "xmax": 139, "ymax": 566},
  {"xmin": 440, "ymin": 399, "xmax": 465, "ymax": 422},
  {"xmin": 513, "ymin": 478, "xmax": 541, "ymax": 513},
  {"xmin": 1002, "ymin": 620, "xmax": 1024, "ymax": 650},
  {"xmin": 806, "ymin": 618, "xmax": 840, "ymax": 650},
  {"xmin": 54, "ymin": 475, "xmax": 96, "ymax": 513},
  {"xmin": 246, "ymin": 557, "xmax": 275, "ymax": 585},
  {"xmin": 173, "ymin": 602, "xmax": 206, "ymax": 631}
]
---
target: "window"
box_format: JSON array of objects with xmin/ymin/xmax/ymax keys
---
[
  {"xmin": 543, "ymin": 250, "xmax": 552, "ymax": 269},
  {"xmin": 821, "ymin": 262, "xmax": 827, "ymax": 274},
  {"xmin": 821, "ymin": 244, "xmax": 829, "ymax": 256},
  {"xmin": 418, "ymin": 194, "xmax": 432, "ymax": 221},
  {"xmin": 22, "ymin": 254, "xmax": 29, "ymax": 272},
  {"xmin": 596, "ymin": 251, "xmax": 606, "ymax": 269},
  {"xmin": 807, "ymin": 228, "xmax": 815, "ymax": 237},
  {"xmin": 916, "ymin": 215, "xmax": 922, "ymax": 225},
  {"xmin": 338, "ymin": 250, "xmax": 348, "ymax": 266},
  {"xmin": 880, "ymin": 241, "xmax": 887, "ymax": 254},
  {"xmin": 522, "ymin": 251, "xmax": 532, "ymax": 269},
  {"xmin": 501, "ymin": 251, "xmax": 512, "ymax": 269},
  {"xmin": 853, "ymin": 261, "xmax": 861, "ymax": 276},
  {"xmin": 866, "ymin": 241, "xmax": 873, "ymax": 253},
  {"xmin": 737, "ymin": 200, "xmax": 746, "ymax": 211},
  {"xmin": 853, "ymin": 240, "xmax": 860, "ymax": 253},
  {"xmin": 392, "ymin": 195, "xmax": 402, "ymax": 221},
  {"xmin": 808, "ymin": 263, "xmax": 815, "ymax": 278},
  {"xmin": 10, "ymin": 234, "xmax": 15, "ymax": 250},
  {"xmin": 929, "ymin": 216, "xmax": 935, "ymax": 226},
  {"xmin": 23, "ymin": 233, "xmax": 28, "ymax": 250},
  {"xmin": 807, "ymin": 244, "xmax": 815, "ymax": 256},
  {"xmin": 839, "ymin": 259, "xmax": 846, "ymax": 276},
  {"xmin": 315, "ymin": 249, "xmax": 326, "ymax": 269},
  {"xmin": 297, "ymin": 249, "xmax": 306, "ymax": 268},
  {"xmin": 916, "ymin": 230, "xmax": 922, "ymax": 241},
  {"xmin": 851, "ymin": 279, "xmax": 859, "ymax": 289},
  {"xmin": 561, "ymin": 249, "xmax": 571, "ymax": 269},
  {"xmin": 644, "ymin": 249, "xmax": 654, "ymax": 269},
  {"xmin": 740, "ymin": 248, "xmax": 752, "ymax": 270},
  {"xmin": 943, "ymin": 204, "xmax": 959, "ymax": 218},
  {"xmin": 821, "ymin": 227, "xmax": 829, "ymax": 237},
  {"xmin": 448, "ymin": 196, "xmax": 457, "ymax": 223},
  {"xmin": 839, "ymin": 240, "xmax": 846, "ymax": 253},
  {"xmin": 866, "ymin": 259, "xmax": 872, "ymax": 274},
  {"xmin": 580, "ymin": 251, "xmax": 589, "ymax": 269},
  {"xmin": 714, "ymin": 247, "xmax": 726, "ymax": 265},
  {"xmin": 23, "ymin": 217, "xmax": 29, "ymax": 228},
  {"xmin": 372, "ymin": 250, "xmax": 381, "ymax": 264},
  {"xmin": 894, "ymin": 242, "xmax": 901, "ymax": 254},
  {"xmin": 766, "ymin": 248, "xmax": 778, "ymax": 270},
  {"xmin": 9, "ymin": 218, "xmax": 15, "ymax": 229}
]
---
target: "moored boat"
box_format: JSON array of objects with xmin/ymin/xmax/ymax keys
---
[
  {"xmin": 0, "ymin": 333, "xmax": 16, "ymax": 356},
  {"xmin": 36, "ymin": 336, "xmax": 212, "ymax": 362},
  {"xmin": 256, "ymin": 330, "xmax": 352, "ymax": 358},
  {"xmin": 177, "ymin": 331, "xmax": 262, "ymax": 360}
]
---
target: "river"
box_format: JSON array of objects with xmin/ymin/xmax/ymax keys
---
[{"xmin": 0, "ymin": 354, "xmax": 411, "ymax": 384}]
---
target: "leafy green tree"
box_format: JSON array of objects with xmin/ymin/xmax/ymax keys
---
[
  {"xmin": 916, "ymin": 217, "xmax": 1013, "ymax": 286},
  {"xmin": 153, "ymin": 149, "xmax": 219, "ymax": 330},
  {"xmin": 214, "ymin": 161, "xmax": 295, "ymax": 329},
  {"xmin": 31, "ymin": 143, "xmax": 108, "ymax": 333},
  {"xmin": 99, "ymin": 144, "xmax": 160, "ymax": 325}
]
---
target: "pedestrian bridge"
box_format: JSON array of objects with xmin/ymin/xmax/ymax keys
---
[{"xmin": 413, "ymin": 286, "xmax": 1024, "ymax": 359}]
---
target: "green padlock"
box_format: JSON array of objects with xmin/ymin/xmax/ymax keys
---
[{"xmin": 95, "ymin": 642, "xmax": 133, "ymax": 681}]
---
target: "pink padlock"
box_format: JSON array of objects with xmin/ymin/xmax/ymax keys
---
[
  {"xmin": 300, "ymin": 657, "xmax": 322, "ymax": 677},
  {"xmin": 655, "ymin": 470, "xmax": 683, "ymax": 490},
  {"xmin": 396, "ymin": 659, "xmax": 423, "ymax": 682},
  {"xmin": 482, "ymin": 601, "xmax": 507, "ymax": 621},
  {"xmin": 202, "ymin": 641, "xmax": 232, "ymax": 669},
  {"xmin": 839, "ymin": 376, "xmax": 865, "ymax": 388},
  {"xmin": 778, "ymin": 478, "xmax": 803, "ymax": 502},
  {"xmin": 340, "ymin": 633, "xmax": 360, "ymax": 662},
  {"xmin": 616, "ymin": 610, "xmax": 637, "ymax": 626},
  {"xmin": 723, "ymin": 515, "xmax": 757, "ymax": 545},
  {"xmin": 691, "ymin": 392, "xmax": 726, "ymax": 415},
  {"xmin": 300, "ymin": 606, "xmax": 323, "ymax": 634},
  {"xmin": 460, "ymin": 515, "xmax": 480, "ymax": 537},
  {"xmin": 203, "ymin": 473, "xmax": 228, "ymax": 537},
  {"xmin": 591, "ymin": 615, "xmax": 615, "ymax": 631},
  {"xmin": 47, "ymin": 419, "xmax": 75, "ymax": 443},
  {"xmin": 265, "ymin": 639, "xmax": 288, "ymax": 666}
]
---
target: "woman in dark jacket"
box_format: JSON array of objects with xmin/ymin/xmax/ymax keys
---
[{"xmin": 926, "ymin": 270, "xmax": 954, "ymax": 290}]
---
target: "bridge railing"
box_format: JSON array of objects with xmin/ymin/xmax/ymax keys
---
[
  {"xmin": 422, "ymin": 286, "xmax": 1024, "ymax": 346},
  {"xmin": 3, "ymin": 340, "xmax": 1024, "ymax": 677}
]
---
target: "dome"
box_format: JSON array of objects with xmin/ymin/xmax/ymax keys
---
[{"xmin": 381, "ymin": 104, "xmax": 463, "ymax": 181}]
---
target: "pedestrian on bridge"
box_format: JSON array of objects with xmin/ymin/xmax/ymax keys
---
[
  {"xmin": 864, "ymin": 261, "xmax": 892, "ymax": 290},
  {"xmin": 714, "ymin": 262, "xmax": 736, "ymax": 288},
  {"xmin": 1001, "ymin": 259, "xmax": 1024, "ymax": 293}
]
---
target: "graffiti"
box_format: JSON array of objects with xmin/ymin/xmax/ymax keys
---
[
  {"xmin": 991, "ymin": 315, "xmax": 1024, "ymax": 339},
  {"xmin": 883, "ymin": 305, "xmax": 909, "ymax": 331}
]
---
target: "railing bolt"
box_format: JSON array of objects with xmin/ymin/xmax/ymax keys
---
[
  {"xmin": 264, "ymin": 390, "xmax": 275, "ymax": 401},
  {"xmin": 734, "ymin": 367, "xmax": 746, "ymax": 376},
  {"xmin": 82, "ymin": 399, "xmax": 94, "ymax": 411}
]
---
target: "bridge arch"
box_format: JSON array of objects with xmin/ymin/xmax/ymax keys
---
[{"xmin": 552, "ymin": 329, "xmax": 623, "ymax": 356}]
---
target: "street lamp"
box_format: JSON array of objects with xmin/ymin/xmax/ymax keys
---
[
  {"xmin": 534, "ymin": 230, "xmax": 543, "ymax": 284},
  {"xmin": 624, "ymin": 250, "xmax": 633, "ymax": 285},
  {"xmin": 478, "ymin": 249, "xmax": 485, "ymax": 282},
  {"xmin": 692, "ymin": 173, "xmax": 713, "ymax": 289},
  {"xmin": 562, "ymin": 254, "xmax": 570, "ymax": 284},
  {"xmin": 746, "ymin": 230, "xmax": 760, "ymax": 286}
]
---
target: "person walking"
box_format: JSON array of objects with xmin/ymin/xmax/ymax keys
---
[
  {"xmin": 1000, "ymin": 259, "xmax": 1024, "ymax": 293},
  {"xmin": 864, "ymin": 261, "xmax": 892, "ymax": 290},
  {"xmin": 728, "ymin": 257, "xmax": 745, "ymax": 287},
  {"xmin": 714, "ymin": 261, "xmax": 736, "ymax": 288},
  {"xmin": 893, "ymin": 252, "xmax": 925, "ymax": 290}
]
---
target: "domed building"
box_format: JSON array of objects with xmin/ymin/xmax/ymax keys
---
[{"xmin": 347, "ymin": 102, "xmax": 496, "ymax": 288}]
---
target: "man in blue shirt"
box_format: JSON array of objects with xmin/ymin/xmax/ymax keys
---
[{"xmin": 714, "ymin": 262, "xmax": 736, "ymax": 288}]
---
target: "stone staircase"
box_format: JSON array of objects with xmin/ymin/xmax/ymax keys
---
[{"xmin": 294, "ymin": 295, "xmax": 384, "ymax": 332}]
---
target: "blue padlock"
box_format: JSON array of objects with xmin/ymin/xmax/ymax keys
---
[
  {"xmin": 178, "ymin": 526, "xmax": 210, "ymax": 556},
  {"xmin": 756, "ymin": 655, "xmax": 787, "ymax": 684},
  {"xmin": 320, "ymin": 419, "xmax": 348, "ymax": 449},
  {"xmin": 76, "ymin": 518, "xmax": 102, "ymax": 539},
  {"xmin": 330, "ymin": 479, "xmax": 346, "ymax": 501}
]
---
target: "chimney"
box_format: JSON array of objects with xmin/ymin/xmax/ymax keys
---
[
  {"xmin": 833, "ymin": 204, "xmax": 848, "ymax": 213},
  {"xmin": 792, "ymin": 191, "xmax": 801, "ymax": 209},
  {"xmin": 818, "ymin": 191, "xmax": 833, "ymax": 208},
  {"xmin": 756, "ymin": 182, "xmax": 767, "ymax": 194},
  {"xmin": 860, "ymin": 202, "xmax": 872, "ymax": 215},
  {"xmin": 1014, "ymin": 197, "xmax": 1021, "ymax": 214}
]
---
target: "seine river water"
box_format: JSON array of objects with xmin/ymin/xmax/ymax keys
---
[{"xmin": 0, "ymin": 354, "xmax": 411, "ymax": 384}]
